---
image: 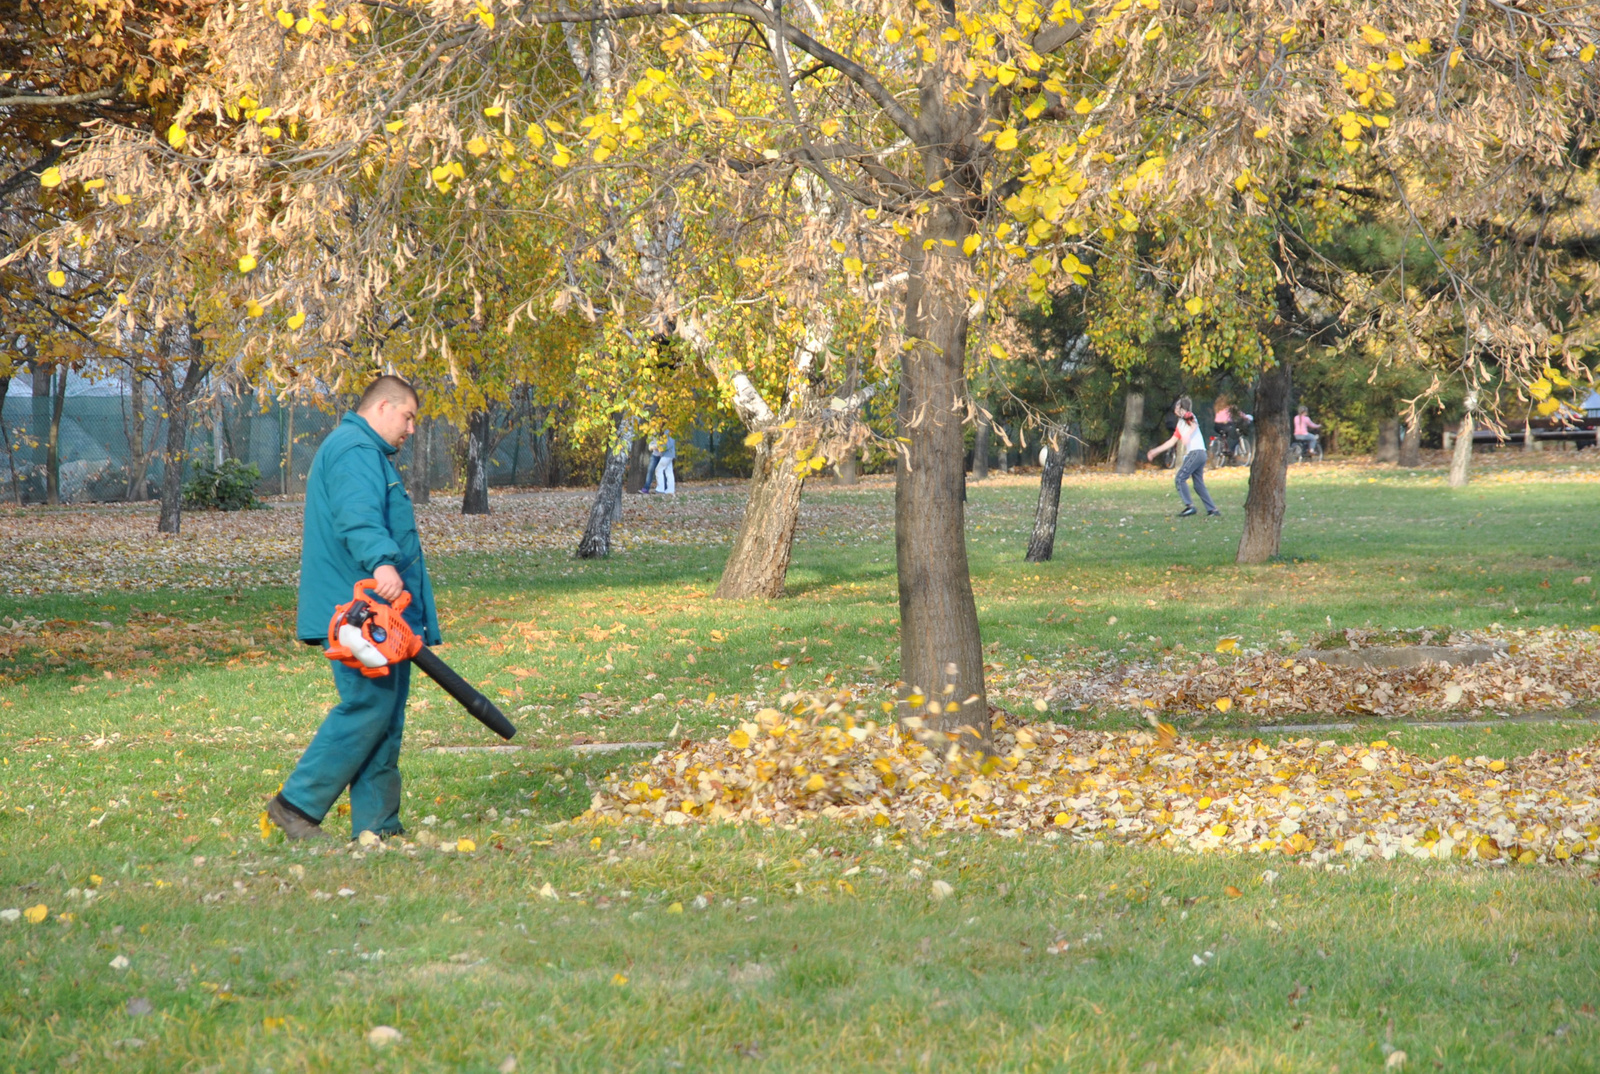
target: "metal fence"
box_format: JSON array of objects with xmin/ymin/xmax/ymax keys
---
[{"xmin": 0, "ymin": 391, "xmax": 558, "ymax": 504}]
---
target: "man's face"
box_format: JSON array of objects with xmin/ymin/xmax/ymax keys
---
[{"xmin": 363, "ymin": 396, "xmax": 418, "ymax": 449}]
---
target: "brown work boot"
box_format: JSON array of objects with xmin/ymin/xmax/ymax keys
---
[{"xmin": 266, "ymin": 794, "xmax": 331, "ymax": 841}]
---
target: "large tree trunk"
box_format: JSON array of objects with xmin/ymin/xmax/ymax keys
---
[
  {"xmin": 1114, "ymin": 390, "xmax": 1144, "ymax": 474},
  {"xmin": 282, "ymin": 401, "xmax": 296, "ymax": 496},
  {"xmin": 1375, "ymin": 417, "xmax": 1400, "ymax": 464},
  {"xmin": 45, "ymin": 364, "xmax": 65, "ymax": 505},
  {"xmin": 1024, "ymin": 440, "xmax": 1069, "ymax": 562},
  {"xmin": 157, "ymin": 384, "xmax": 187, "ymax": 532},
  {"xmin": 833, "ymin": 447, "xmax": 858, "ymax": 485},
  {"xmin": 156, "ymin": 323, "xmax": 210, "ymax": 535},
  {"xmin": 0, "ymin": 373, "xmax": 15, "ymax": 505},
  {"xmin": 1237, "ymin": 362, "xmax": 1292, "ymax": 564},
  {"xmin": 409, "ymin": 417, "xmax": 431, "ymax": 505},
  {"xmin": 971, "ymin": 399, "xmax": 991, "ymax": 481},
  {"xmin": 1399, "ymin": 413, "xmax": 1422, "ymax": 467},
  {"xmin": 462, "ymin": 408, "xmax": 492, "ymax": 515},
  {"xmin": 1449, "ymin": 396, "xmax": 1476, "ymax": 489},
  {"xmin": 28, "ymin": 360, "xmax": 49, "ymax": 478},
  {"xmin": 624, "ymin": 433, "xmax": 653, "ymax": 493},
  {"xmin": 896, "ymin": 215, "xmax": 986, "ymax": 738},
  {"xmin": 211, "ymin": 389, "xmax": 226, "ymax": 467},
  {"xmin": 715, "ymin": 436, "xmax": 805, "ymax": 598},
  {"xmin": 575, "ymin": 415, "xmax": 631, "ymax": 558}
]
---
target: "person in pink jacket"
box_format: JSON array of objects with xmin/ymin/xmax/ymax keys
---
[{"xmin": 1293, "ymin": 406, "xmax": 1321, "ymax": 457}]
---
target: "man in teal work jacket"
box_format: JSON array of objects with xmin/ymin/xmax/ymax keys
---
[{"xmin": 266, "ymin": 375, "xmax": 440, "ymax": 841}]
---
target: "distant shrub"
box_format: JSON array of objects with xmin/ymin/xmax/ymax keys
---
[{"xmin": 183, "ymin": 458, "xmax": 264, "ymax": 511}]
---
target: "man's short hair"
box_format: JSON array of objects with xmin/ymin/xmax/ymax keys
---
[{"xmin": 357, "ymin": 375, "xmax": 419, "ymax": 412}]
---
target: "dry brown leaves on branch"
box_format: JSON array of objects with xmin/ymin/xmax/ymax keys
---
[
  {"xmin": 1032, "ymin": 628, "xmax": 1600, "ymax": 721},
  {"xmin": 586, "ymin": 696, "xmax": 1600, "ymax": 866}
]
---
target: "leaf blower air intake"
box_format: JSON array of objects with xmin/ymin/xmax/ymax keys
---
[{"xmin": 324, "ymin": 579, "xmax": 517, "ymax": 741}]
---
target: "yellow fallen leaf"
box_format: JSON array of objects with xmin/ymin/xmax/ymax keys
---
[
  {"xmin": 167, "ymin": 124, "xmax": 187, "ymax": 148},
  {"xmin": 1215, "ymin": 637, "xmax": 1239, "ymax": 653},
  {"xmin": 1184, "ymin": 296, "xmax": 1204, "ymax": 315},
  {"xmin": 1214, "ymin": 697, "xmax": 1233, "ymax": 713},
  {"xmin": 1223, "ymin": 885, "xmax": 1243, "ymax": 898},
  {"xmin": 666, "ymin": 902, "xmax": 683, "ymax": 914},
  {"xmin": 40, "ymin": 166, "xmax": 63, "ymax": 188},
  {"xmin": 47, "ymin": 270, "xmax": 66, "ymax": 288},
  {"xmin": 611, "ymin": 973, "xmax": 628, "ymax": 986},
  {"xmin": 805, "ymin": 773, "xmax": 826, "ymax": 792},
  {"xmin": 287, "ymin": 311, "xmax": 306, "ymax": 330},
  {"xmin": 238, "ymin": 254, "xmax": 257, "ymax": 273},
  {"xmin": 456, "ymin": 838, "xmax": 476, "ymax": 852},
  {"xmin": 728, "ymin": 728, "xmax": 751, "ymax": 749},
  {"xmin": 842, "ymin": 257, "xmax": 863, "ymax": 275},
  {"xmin": 23, "ymin": 904, "xmax": 47, "ymax": 924}
]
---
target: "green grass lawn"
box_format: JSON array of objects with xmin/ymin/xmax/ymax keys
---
[{"xmin": 3, "ymin": 456, "xmax": 1599, "ymax": 1071}]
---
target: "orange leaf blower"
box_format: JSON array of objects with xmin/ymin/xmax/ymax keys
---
[{"xmin": 325, "ymin": 579, "xmax": 517, "ymax": 740}]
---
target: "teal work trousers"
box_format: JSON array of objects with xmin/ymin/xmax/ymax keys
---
[{"xmin": 281, "ymin": 659, "xmax": 410, "ymax": 838}]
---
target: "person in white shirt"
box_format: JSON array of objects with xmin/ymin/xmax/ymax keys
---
[
  {"xmin": 1147, "ymin": 396, "xmax": 1220, "ymax": 518},
  {"xmin": 653, "ymin": 435, "xmax": 676, "ymax": 495}
]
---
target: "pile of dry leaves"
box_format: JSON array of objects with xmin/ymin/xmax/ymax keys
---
[
  {"xmin": 586, "ymin": 694, "xmax": 1600, "ymax": 865},
  {"xmin": 1030, "ymin": 627, "xmax": 1600, "ymax": 721}
]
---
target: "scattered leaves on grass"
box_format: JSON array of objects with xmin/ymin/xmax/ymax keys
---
[
  {"xmin": 587, "ymin": 693, "xmax": 1600, "ymax": 864},
  {"xmin": 0, "ymin": 487, "xmax": 892, "ymax": 596},
  {"xmin": 366, "ymin": 1025, "xmax": 403, "ymax": 1047}
]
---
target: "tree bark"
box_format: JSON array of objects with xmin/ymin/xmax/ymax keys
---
[
  {"xmin": 45, "ymin": 364, "xmax": 65, "ymax": 505},
  {"xmin": 409, "ymin": 416, "xmax": 431, "ymax": 504},
  {"xmin": 1399, "ymin": 413, "xmax": 1422, "ymax": 467},
  {"xmin": 1449, "ymin": 396, "xmax": 1476, "ymax": 489},
  {"xmin": 282, "ymin": 402, "xmax": 296, "ymax": 496},
  {"xmin": 0, "ymin": 374, "xmax": 17, "ymax": 505},
  {"xmin": 1237, "ymin": 362, "xmax": 1292, "ymax": 564},
  {"xmin": 155, "ymin": 324, "xmax": 210, "ymax": 535},
  {"xmin": 575, "ymin": 415, "xmax": 631, "ymax": 558},
  {"xmin": 211, "ymin": 388, "xmax": 226, "ymax": 467},
  {"xmin": 624, "ymin": 433, "xmax": 653, "ymax": 493},
  {"xmin": 971, "ymin": 398, "xmax": 991, "ymax": 480},
  {"xmin": 833, "ymin": 447, "xmax": 858, "ymax": 485},
  {"xmin": 1114, "ymin": 390, "xmax": 1145, "ymax": 474},
  {"xmin": 1375, "ymin": 417, "xmax": 1400, "ymax": 464},
  {"xmin": 896, "ymin": 214, "xmax": 987, "ymax": 737},
  {"xmin": 715, "ymin": 436, "xmax": 805, "ymax": 598},
  {"xmin": 28, "ymin": 359, "xmax": 49, "ymax": 477},
  {"xmin": 1024, "ymin": 440, "xmax": 1068, "ymax": 562},
  {"xmin": 462, "ymin": 407, "xmax": 492, "ymax": 515}
]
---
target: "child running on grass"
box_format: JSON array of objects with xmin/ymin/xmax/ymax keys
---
[{"xmin": 1148, "ymin": 395, "xmax": 1220, "ymax": 518}]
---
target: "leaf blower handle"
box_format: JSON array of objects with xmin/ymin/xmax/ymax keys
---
[{"xmin": 411, "ymin": 646, "xmax": 517, "ymax": 741}]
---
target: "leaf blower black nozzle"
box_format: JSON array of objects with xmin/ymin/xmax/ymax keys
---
[{"xmin": 412, "ymin": 647, "xmax": 517, "ymax": 740}]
